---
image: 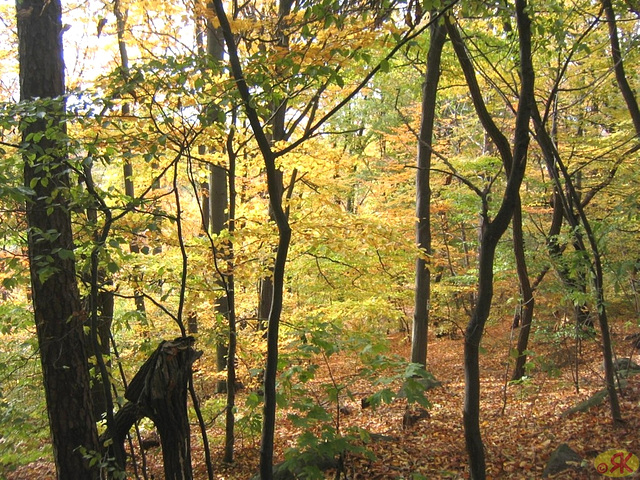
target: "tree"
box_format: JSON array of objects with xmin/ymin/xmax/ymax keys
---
[
  {"xmin": 411, "ymin": 14, "xmax": 447, "ymax": 367},
  {"xmin": 202, "ymin": 14, "xmax": 238, "ymax": 462},
  {"xmin": 530, "ymin": 101, "xmax": 623, "ymax": 422},
  {"xmin": 113, "ymin": 0, "xmax": 147, "ymax": 317},
  {"xmin": 601, "ymin": 0, "xmax": 640, "ymax": 136},
  {"xmin": 211, "ymin": 2, "xmax": 437, "ymax": 477},
  {"xmin": 16, "ymin": 0, "xmax": 100, "ymax": 477},
  {"xmin": 444, "ymin": 0, "xmax": 534, "ymax": 476},
  {"xmin": 211, "ymin": 5, "xmax": 292, "ymax": 477}
]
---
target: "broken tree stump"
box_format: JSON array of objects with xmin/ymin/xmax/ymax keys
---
[{"xmin": 103, "ymin": 336, "xmax": 201, "ymax": 480}]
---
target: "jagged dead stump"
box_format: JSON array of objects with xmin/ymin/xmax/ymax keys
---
[{"xmin": 104, "ymin": 336, "xmax": 201, "ymax": 480}]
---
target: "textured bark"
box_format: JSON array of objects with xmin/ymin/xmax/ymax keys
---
[
  {"xmin": 106, "ymin": 337, "xmax": 201, "ymax": 480},
  {"xmin": 17, "ymin": 0, "xmax": 100, "ymax": 477},
  {"xmin": 411, "ymin": 18, "xmax": 447, "ymax": 367}
]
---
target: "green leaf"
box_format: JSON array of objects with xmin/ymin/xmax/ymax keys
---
[
  {"xmin": 106, "ymin": 261, "xmax": 119, "ymax": 273},
  {"xmin": 57, "ymin": 249, "xmax": 75, "ymax": 260}
]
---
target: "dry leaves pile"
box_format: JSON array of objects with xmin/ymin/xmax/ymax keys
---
[{"xmin": 8, "ymin": 318, "xmax": 640, "ymax": 479}]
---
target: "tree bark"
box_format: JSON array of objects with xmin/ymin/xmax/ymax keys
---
[
  {"xmin": 531, "ymin": 104, "xmax": 623, "ymax": 423},
  {"xmin": 105, "ymin": 337, "xmax": 201, "ymax": 479},
  {"xmin": 446, "ymin": 1, "xmax": 534, "ymax": 476},
  {"xmin": 258, "ymin": 0, "xmax": 292, "ymax": 331},
  {"xmin": 601, "ymin": 0, "xmax": 640, "ymax": 135},
  {"xmin": 17, "ymin": 0, "xmax": 100, "ymax": 477},
  {"xmin": 411, "ymin": 18, "xmax": 447, "ymax": 367},
  {"xmin": 211, "ymin": 3, "xmax": 293, "ymax": 478}
]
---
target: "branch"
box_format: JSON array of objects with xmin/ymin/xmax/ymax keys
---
[
  {"xmin": 276, "ymin": 1, "xmax": 461, "ymax": 157},
  {"xmin": 601, "ymin": 0, "xmax": 640, "ymax": 135}
]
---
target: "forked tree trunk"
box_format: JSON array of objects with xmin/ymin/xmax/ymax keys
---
[{"xmin": 445, "ymin": 1, "xmax": 534, "ymax": 476}]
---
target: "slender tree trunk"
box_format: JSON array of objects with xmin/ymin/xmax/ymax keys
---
[
  {"xmin": 17, "ymin": 1, "xmax": 100, "ymax": 477},
  {"xmin": 84, "ymin": 206, "xmax": 115, "ymax": 419},
  {"xmin": 512, "ymin": 191, "xmax": 563, "ymax": 380},
  {"xmin": 211, "ymin": 3, "xmax": 293, "ymax": 478},
  {"xmin": 446, "ymin": 1, "xmax": 534, "ymax": 476},
  {"xmin": 531, "ymin": 104, "xmax": 623, "ymax": 423},
  {"xmin": 258, "ymin": 0, "xmax": 292, "ymax": 331},
  {"xmin": 411, "ymin": 19, "xmax": 446, "ymax": 367},
  {"xmin": 601, "ymin": 0, "xmax": 640, "ymax": 135},
  {"xmin": 114, "ymin": 0, "xmax": 147, "ymax": 316},
  {"xmin": 510, "ymin": 204, "xmax": 534, "ymax": 380},
  {"xmin": 224, "ymin": 130, "xmax": 238, "ymax": 463}
]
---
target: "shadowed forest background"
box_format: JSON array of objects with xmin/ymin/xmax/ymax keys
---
[{"xmin": 1, "ymin": 0, "xmax": 640, "ymax": 478}]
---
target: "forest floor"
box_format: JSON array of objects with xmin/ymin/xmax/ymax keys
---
[{"xmin": 7, "ymin": 316, "xmax": 640, "ymax": 479}]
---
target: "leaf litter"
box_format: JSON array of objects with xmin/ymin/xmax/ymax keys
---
[{"xmin": 7, "ymin": 318, "xmax": 640, "ymax": 479}]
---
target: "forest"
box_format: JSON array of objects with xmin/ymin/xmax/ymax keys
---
[{"xmin": 1, "ymin": 0, "xmax": 640, "ymax": 478}]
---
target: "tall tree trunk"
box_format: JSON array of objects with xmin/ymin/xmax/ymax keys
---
[
  {"xmin": 258, "ymin": 0, "xmax": 292, "ymax": 331},
  {"xmin": 84, "ymin": 206, "xmax": 115, "ymax": 420},
  {"xmin": 201, "ymin": 17, "xmax": 237, "ymax": 463},
  {"xmin": 531, "ymin": 104, "xmax": 623, "ymax": 423},
  {"xmin": 17, "ymin": 0, "xmax": 100, "ymax": 477},
  {"xmin": 114, "ymin": 0, "xmax": 147, "ymax": 316},
  {"xmin": 601, "ymin": 0, "xmax": 640, "ymax": 135},
  {"xmin": 211, "ymin": 162, "xmax": 230, "ymax": 393},
  {"xmin": 223, "ymin": 128, "xmax": 238, "ymax": 464},
  {"xmin": 203, "ymin": 19, "xmax": 232, "ymax": 395},
  {"xmin": 446, "ymin": 1, "xmax": 534, "ymax": 476},
  {"xmin": 411, "ymin": 18, "xmax": 446, "ymax": 367},
  {"xmin": 212, "ymin": 3, "xmax": 293, "ymax": 478}
]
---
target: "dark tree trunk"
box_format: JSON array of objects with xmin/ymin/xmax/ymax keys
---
[
  {"xmin": 105, "ymin": 337, "xmax": 201, "ymax": 479},
  {"xmin": 446, "ymin": 1, "xmax": 534, "ymax": 476},
  {"xmin": 17, "ymin": 0, "xmax": 100, "ymax": 477},
  {"xmin": 89, "ymin": 286, "xmax": 114, "ymax": 419},
  {"xmin": 531, "ymin": 103, "xmax": 623, "ymax": 423},
  {"xmin": 512, "ymin": 192, "xmax": 564, "ymax": 380},
  {"xmin": 212, "ymin": 3, "xmax": 293, "ymax": 478},
  {"xmin": 84, "ymin": 205, "xmax": 115, "ymax": 420},
  {"xmin": 601, "ymin": 0, "xmax": 640, "ymax": 135},
  {"xmin": 258, "ymin": 0, "xmax": 291, "ymax": 332},
  {"xmin": 411, "ymin": 18, "xmax": 446, "ymax": 367},
  {"xmin": 224, "ymin": 144, "xmax": 238, "ymax": 463},
  {"xmin": 510, "ymin": 204, "xmax": 534, "ymax": 380}
]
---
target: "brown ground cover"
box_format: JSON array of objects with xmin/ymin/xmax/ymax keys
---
[{"xmin": 8, "ymin": 317, "xmax": 640, "ymax": 479}]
